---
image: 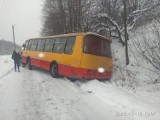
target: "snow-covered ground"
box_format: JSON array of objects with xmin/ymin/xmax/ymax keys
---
[
  {"xmin": 0, "ymin": 55, "xmax": 13, "ymax": 77},
  {"xmin": 0, "ymin": 55, "xmax": 160, "ymax": 120}
]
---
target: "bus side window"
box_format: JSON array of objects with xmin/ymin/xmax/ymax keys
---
[
  {"xmin": 53, "ymin": 39, "xmax": 61, "ymax": 53},
  {"xmin": 52, "ymin": 38, "xmax": 66, "ymax": 53},
  {"xmin": 30, "ymin": 40, "xmax": 38, "ymax": 51},
  {"xmin": 59, "ymin": 38, "xmax": 67, "ymax": 53},
  {"xmin": 37, "ymin": 39, "xmax": 45, "ymax": 51},
  {"xmin": 64, "ymin": 37, "xmax": 75, "ymax": 54},
  {"xmin": 44, "ymin": 38, "xmax": 55, "ymax": 52}
]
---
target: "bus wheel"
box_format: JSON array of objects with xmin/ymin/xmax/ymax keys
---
[
  {"xmin": 27, "ymin": 59, "xmax": 32, "ymax": 70},
  {"xmin": 50, "ymin": 63, "xmax": 58, "ymax": 78}
]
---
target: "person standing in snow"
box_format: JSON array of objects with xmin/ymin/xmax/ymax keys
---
[
  {"xmin": 17, "ymin": 51, "xmax": 22, "ymax": 66},
  {"xmin": 12, "ymin": 50, "xmax": 21, "ymax": 72}
]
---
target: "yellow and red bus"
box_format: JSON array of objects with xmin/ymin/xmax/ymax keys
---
[{"xmin": 21, "ymin": 32, "xmax": 112, "ymax": 80}]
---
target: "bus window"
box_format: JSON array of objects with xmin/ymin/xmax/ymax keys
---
[
  {"xmin": 37, "ymin": 39, "xmax": 45, "ymax": 51},
  {"xmin": 27, "ymin": 40, "xmax": 32, "ymax": 50},
  {"xmin": 53, "ymin": 38, "xmax": 67, "ymax": 53},
  {"xmin": 44, "ymin": 38, "xmax": 55, "ymax": 52},
  {"xmin": 84, "ymin": 35, "xmax": 102, "ymax": 55},
  {"xmin": 64, "ymin": 37, "xmax": 76, "ymax": 54},
  {"xmin": 30, "ymin": 40, "xmax": 38, "ymax": 51},
  {"xmin": 24, "ymin": 40, "xmax": 29, "ymax": 50},
  {"xmin": 53, "ymin": 38, "xmax": 61, "ymax": 53},
  {"xmin": 83, "ymin": 35, "xmax": 111, "ymax": 57},
  {"xmin": 59, "ymin": 38, "xmax": 67, "ymax": 53}
]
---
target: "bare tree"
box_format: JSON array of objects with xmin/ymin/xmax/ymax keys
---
[
  {"xmin": 41, "ymin": 0, "xmax": 160, "ymax": 37},
  {"xmin": 41, "ymin": 0, "xmax": 63, "ymax": 35},
  {"xmin": 123, "ymin": 0, "xmax": 129, "ymax": 65},
  {"xmin": 41, "ymin": 0, "xmax": 92, "ymax": 35},
  {"xmin": 128, "ymin": 0, "xmax": 160, "ymax": 29},
  {"xmin": 131, "ymin": 22, "xmax": 160, "ymax": 71}
]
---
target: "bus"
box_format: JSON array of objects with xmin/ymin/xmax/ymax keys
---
[{"xmin": 21, "ymin": 32, "xmax": 112, "ymax": 80}]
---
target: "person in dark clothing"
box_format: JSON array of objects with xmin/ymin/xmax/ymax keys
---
[
  {"xmin": 17, "ymin": 51, "xmax": 22, "ymax": 66},
  {"xmin": 12, "ymin": 50, "xmax": 21, "ymax": 72}
]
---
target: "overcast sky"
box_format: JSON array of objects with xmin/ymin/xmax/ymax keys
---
[{"xmin": 0, "ymin": 0, "xmax": 43, "ymax": 45}]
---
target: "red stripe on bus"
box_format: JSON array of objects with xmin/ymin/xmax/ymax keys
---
[
  {"xmin": 22, "ymin": 56, "xmax": 111, "ymax": 79},
  {"xmin": 58, "ymin": 64, "xmax": 111, "ymax": 79}
]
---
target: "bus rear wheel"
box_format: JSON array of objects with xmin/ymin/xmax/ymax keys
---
[{"xmin": 50, "ymin": 63, "xmax": 58, "ymax": 78}]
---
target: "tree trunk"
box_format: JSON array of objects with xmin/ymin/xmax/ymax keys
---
[{"xmin": 123, "ymin": 0, "xmax": 129, "ymax": 65}]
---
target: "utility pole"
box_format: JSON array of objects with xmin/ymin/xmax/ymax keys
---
[{"xmin": 12, "ymin": 25, "xmax": 16, "ymax": 51}]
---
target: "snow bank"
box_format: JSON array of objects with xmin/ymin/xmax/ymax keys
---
[{"xmin": 0, "ymin": 55, "xmax": 13, "ymax": 78}]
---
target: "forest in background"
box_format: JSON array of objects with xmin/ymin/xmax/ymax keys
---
[
  {"xmin": 0, "ymin": 40, "xmax": 21, "ymax": 55},
  {"xmin": 41, "ymin": 0, "xmax": 160, "ymax": 38}
]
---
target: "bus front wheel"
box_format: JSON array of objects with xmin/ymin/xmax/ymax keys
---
[{"xmin": 50, "ymin": 63, "xmax": 58, "ymax": 78}]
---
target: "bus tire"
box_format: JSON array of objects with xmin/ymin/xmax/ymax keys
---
[
  {"xmin": 27, "ymin": 59, "xmax": 32, "ymax": 70},
  {"xmin": 50, "ymin": 63, "xmax": 58, "ymax": 78}
]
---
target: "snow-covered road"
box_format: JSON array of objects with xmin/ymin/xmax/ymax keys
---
[{"xmin": 0, "ymin": 55, "xmax": 160, "ymax": 120}]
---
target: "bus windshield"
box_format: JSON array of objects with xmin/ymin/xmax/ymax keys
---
[{"xmin": 83, "ymin": 35, "xmax": 111, "ymax": 57}]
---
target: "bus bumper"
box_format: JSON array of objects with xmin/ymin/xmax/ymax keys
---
[{"xmin": 59, "ymin": 64, "xmax": 112, "ymax": 80}]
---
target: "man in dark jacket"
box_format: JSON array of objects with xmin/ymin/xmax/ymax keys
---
[{"xmin": 12, "ymin": 50, "xmax": 21, "ymax": 72}]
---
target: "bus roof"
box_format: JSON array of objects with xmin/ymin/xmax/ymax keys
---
[{"xmin": 28, "ymin": 32, "xmax": 111, "ymax": 41}]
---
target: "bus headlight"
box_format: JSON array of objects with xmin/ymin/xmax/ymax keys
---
[{"xmin": 97, "ymin": 67, "xmax": 105, "ymax": 73}]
